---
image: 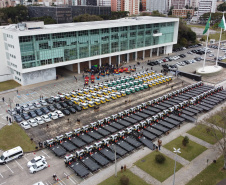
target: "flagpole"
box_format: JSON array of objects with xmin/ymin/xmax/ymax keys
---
[
  {"xmin": 202, "ymin": 13, "xmax": 211, "ymax": 72},
  {"xmin": 216, "ymin": 12, "xmax": 224, "ymax": 66}
]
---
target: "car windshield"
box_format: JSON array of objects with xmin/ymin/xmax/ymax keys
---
[
  {"xmin": 32, "ymin": 165, "xmax": 37, "ymax": 169},
  {"xmin": 0, "ymin": 155, "xmax": 4, "ymax": 160},
  {"xmin": 31, "ymin": 159, "xmax": 36, "ymax": 163}
]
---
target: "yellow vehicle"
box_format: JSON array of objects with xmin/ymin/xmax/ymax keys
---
[
  {"xmin": 89, "ymin": 88, "xmax": 95, "ymax": 93},
  {"xmin": 79, "ymin": 102, "xmax": 88, "ymax": 110},
  {"xmin": 152, "ymin": 81, "xmax": 156, "ymax": 86},
  {"xmin": 148, "ymin": 82, "xmax": 153, "ymax": 88},
  {"xmin": 162, "ymin": 77, "xmax": 166, "ymax": 83},
  {"xmin": 103, "ymin": 83, "xmax": 108, "ymax": 88},
  {"xmin": 97, "ymin": 91, "xmax": 103, "ymax": 97},
  {"xmin": 158, "ymin": 79, "xmax": 163, "ymax": 84},
  {"xmin": 77, "ymin": 91, "xmax": 84, "ymax": 96},
  {"xmin": 116, "ymin": 92, "xmax": 121, "ymax": 98},
  {"xmin": 112, "ymin": 87, "xmax": 117, "ymax": 92},
  {"xmin": 166, "ymin": 76, "xmax": 172, "ymax": 81},
  {"xmin": 90, "ymin": 93, "xmax": 97, "ymax": 99},
  {"xmin": 87, "ymin": 101, "xmax": 95, "ymax": 108},
  {"xmin": 93, "ymin": 99, "xmax": 101, "ymax": 105},
  {"xmin": 99, "ymin": 97, "xmax": 106, "ymax": 104},
  {"xmin": 65, "ymin": 94, "xmax": 71, "ymax": 100},
  {"xmin": 102, "ymin": 90, "xmax": 108, "ymax": 95},
  {"xmin": 79, "ymin": 96, "xmax": 86, "ymax": 102},
  {"xmin": 94, "ymin": 85, "xmax": 99, "ymax": 91},
  {"xmin": 71, "ymin": 98, "xmax": 80, "ymax": 105},
  {"xmin": 120, "ymin": 91, "xmax": 126, "ymax": 97},
  {"xmin": 70, "ymin": 92, "xmax": 77, "ymax": 98},
  {"xmin": 159, "ymin": 73, "xmax": 164, "ymax": 78},
  {"xmin": 154, "ymin": 80, "xmax": 159, "ymax": 85},
  {"xmin": 98, "ymin": 84, "xmax": 103, "ymax": 90},
  {"xmin": 83, "ymin": 89, "xmax": 89, "ymax": 94},
  {"xmin": 107, "ymin": 88, "xmax": 113, "ymax": 94},
  {"xmin": 110, "ymin": 94, "xmax": 117, "ymax": 100},
  {"xmin": 104, "ymin": 96, "xmax": 111, "ymax": 102},
  {"xmin": 85, "ymin": 95, "xmax": 92, "ymax": 101}
]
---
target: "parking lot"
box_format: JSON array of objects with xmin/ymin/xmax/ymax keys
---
[{"xmin": 1, "ymin": 44, "xmax": 226, "ymax": 185}]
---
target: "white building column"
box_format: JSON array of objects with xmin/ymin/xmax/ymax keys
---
[
  {"xmin": 78, "ymin": 63, "xmax": 80, "ymax": 74},
  {"xmin": 143, "ymin": 50, "xmax": 145, "ymax": 59},
  {"xmin": 157, "ymin": 48, "xmax": 160, "ymax": 56},
  {"xmin": 118, "ymin": 55, "xmax": 120, "ymax": 65},
  {"xmin": 99, "ymin": 58, "xmax": 102, "ymax": 66},
  {"xmin": 150, "ymin": 49, "xmax": 152, "ymax": 57},
  {"xmin": 89, "ymin": 60, "xmax": 91, "ymax": 69},
  {"xmin": 109, "ymin": 57, "xmax": 111, "ymax": 65},
  {"xmin": 127, "ymin": 53, "xmax": 129, "ymax": 63},
  {"xmin": 135, "ymin": 51, "xmax": 138, "ymax": 61}
]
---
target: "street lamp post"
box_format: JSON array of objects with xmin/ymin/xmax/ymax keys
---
[{"xmin": 173, "ymin": 148, "xmax": 181, "ymax": 185}]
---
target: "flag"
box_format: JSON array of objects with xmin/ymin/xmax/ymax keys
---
[
  {"xmin": 218, "ymin": 15, "xmax": 226, "ymax": 31},
  {"xmin": 203, "ymin": 16, "xmax": 211, "ymax": 35}
]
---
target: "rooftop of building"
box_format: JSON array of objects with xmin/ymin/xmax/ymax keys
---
[{"xmin": 0, "ymin": 16, "xmax": 179, "ymax": 35}]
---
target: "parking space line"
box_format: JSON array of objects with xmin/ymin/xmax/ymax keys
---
[
  {"xmin": 5, "ymin": 164, "xmax": 14, "ymax": 173},
  {"xmin": 15, "ymin": 160, "xmax": 23, "ymax": 170},
  {"xmin": 23, "ymin": 156, "xmax": 29, "ymax": 162},
  {"xmin": 58, "ymin": 178, "xmax": 66, "ymax": 185},
  {"xmin": 0, "ymin": 182, "xmax": 6, "ymax": 185},
  {"xmin": 0, "ymin": 173, "xmax": 3, "ymax": 178},
  {"xmin": 42, "ymin": 151, "xmax": 51, "ymax": 158},
  {"xmin": 64, "ymin": 173, "xmax": 76, "ymax": 184}
]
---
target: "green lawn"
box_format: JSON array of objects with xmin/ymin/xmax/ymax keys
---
[
  {"xmin": 134, "ymin": 151, "xmax": 183, "ymax": 182},
  {"xmin": 98, "ymin": 169, "xmax": 150, "ymax": 185},
  {"xmin": 202, "ymin": 32, "xmax": 226, "ymax": 42},
  {"xmin": 188, "ymin": 24, "xmax": 206, "ymax": 29},
  {"xmin": 0, "ymin": 80, "xmax": 20, "ymax": 92},
  {"xmin": 206, "ymin": 108, "xmax": 226, "ymax": 128},
  {"xmin": 187, "ymin": 124, "xmax": 223, "ymax": 144},
  {"xmin": 164, "ymin": 136, "xmax": 207, "ymax": 161},
  {"xmin": 0, "ymin": 123, "xmax": 36, "ymax": 152},
  {"xmin": 186, "ymin": 155, "xmax": 226, "ymax": 185}
]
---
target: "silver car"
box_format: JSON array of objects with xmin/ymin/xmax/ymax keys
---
[
  {"xmin": 28, "ymin": 119, "xmax": 38, "ymax": 127},
  {"xmin": 33, "ymin": 102, "xmax": 41, "ymax": 108},
  {"xmin": 34, "ymin": 117, "xmax": 45, "ymax": 125},
  {"xmin": 27, "ymin": 103, "xmax": 35, "ymax": 110}
]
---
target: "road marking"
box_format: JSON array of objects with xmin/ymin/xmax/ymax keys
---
[
  {"xmin": 0, "ymin": 173, "xmax": 3, "ymax": 178},
  {"xmin": 58, "ymin": 178, "xmax": 66, "ymax": 185},
  {"xmin": 15, "ymin": 160, "xmax": 23, "ymax": 170},
  {"xmin": 64, "ymin": 173, "xmax": 76, "ymax": 184},
  {"xmin": 23, "ymin": 156, "xmax": 29, "ymax": 162},
  {"xmin": 42, "ymin": 150, "xmax": 51, "ymax": 158},
  {"xmin": 0, "ymin": 182, "xmax": 6, "ymax": 185},
  {"xmin": 5, "ymin": 164, "xmax": 14, "ymax": 173}
]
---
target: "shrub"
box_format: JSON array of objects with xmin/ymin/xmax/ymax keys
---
[
  {"xmin": 155, "ymin": 153, "xmax": 166, "ymax": 164},
  {"xmin": 120, "ymin": 175, "xmax": 129, "ymax": 185},
  {"xmin": 182, "ymin": 136, "xmax": 189, "ymax": 146}
]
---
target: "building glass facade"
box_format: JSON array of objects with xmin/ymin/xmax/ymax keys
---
[{"xmin": 19, "ymin": 22, "xmax": 174, "ymax": 69}]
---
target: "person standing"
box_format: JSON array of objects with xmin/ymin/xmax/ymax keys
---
[
  {"xmin": 158, "ymin": 139, "xmax": 162, "ymax": 150},
  {"xmin": 121, "ymin": 166, "xmax": 123, "ymax": 173},
  {"xmin": 2, "ymin": 97, "xmax": 4, "ymax": 102},
  {"xmin": 9, "ymin": 117, "xmax": 11, "ymax": 123},
  {"xmin": 6, "ymin": 116, "xmax": 8, "ymax": 122}
]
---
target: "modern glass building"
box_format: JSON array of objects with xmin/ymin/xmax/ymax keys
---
[{"xmin": 0, "ymin": 16, "xmax": 179, "ymax": 85}]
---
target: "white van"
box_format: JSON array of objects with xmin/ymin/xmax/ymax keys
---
[{"xmin": 0, "ymin": 146, "xmax": 23, "ymax": 164}]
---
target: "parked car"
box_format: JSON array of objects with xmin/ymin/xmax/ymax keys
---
[
  {"xmin": 48, "ymin": 112, "xmax": 58, "ymax": 120},
  {"xmin": 59, "ymin": 102, "xmax": 68, "ymax": 108},
  {"xmin": 39, "ymin": 100, "xmax": 48, "ymax": 106},
  {"xmin": 47, "ymin": 105, "xmax": 55, "ymax": 112},
  {"xmin": 40, "ymin": 107, "xmax": 50, "ymax": 114},
  {"xmin": 45, "ymin": 98, "xmax": 53, "ymax": 104},
  {"xmin": 28, "ymin": 111, "xmax": 37, "ymax": 118},
  {"xmin": 20, "ymin": 121, "xmax": 31, "ymax": 129},
  {"xmin": 29, "ymin": 161, "xmax": 48, "ymax": 174},
  {"xmin": 21, "ymin": 113, "xmax": 30, "ymax": 120},
  {"xmin": 14, "ymin": 114, "xmax": 23, "ymax": 123},
  {"xmin": 28, "ymin": 119, "xmax": 38, "ymax": 127},
  {"xmin": 34, "ymin": 117, "xmax": 45, "ymax": 125},
  {"xmin": 53, "ymin": 103, "xmax": 62, "ymax": 110},
  {"xmin": 34, "ymin": 109, "xmax": 43, "ymax": 116},
  {"xmin": 61, "ymin": 109, "xmax": 70, "ymax": 116},
  {"xmin": 54, "ymin": 110, "xmax": 64, "ymax": 118},
  {"xmin": 33, "ymin": 102, "xmax": 41, "ymax": 108},
  {"xmin": 21, "ymin": 105, "xmax": 29, "ymax": 112},
  {"xmin": 27, "ymin": 103, "xmax": 35, "ymax": 110},
  {"xmin": 7, "ymin": 109, "xmax": 16, "ymax": 116},
  {"xmin": 27, "ymin": 156, "xmax": 46, "ymax": 168},
  {"xmin": 67, "ymin": 107, "xmax": 76, "ymax": 114},
  {"xmin": 65, "ymin": 101, "xmax": 73, "ymax": 106},
  {"xmin": 72, "ymin": 105, "xmax": 82, "ymax": 112},
  {"xmin": 41, "ymin": 115, "xmax": 51, "ymax": 122}
]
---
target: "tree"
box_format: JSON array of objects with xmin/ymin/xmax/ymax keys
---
[
  {"xmin": 187, "ymin": 11, "xmax": 191, "ymax": 19},
  {"xmin": 120, "ymin": 175, "xmax": 129, "ymax": 185},
  {"xmin": 111, "ymin": 11, "xmax": 129, "ymax": 19},
  {"xmin": 151, "ymin": 10, "xmax": 166, "ymax": 17},
  {"xmin": 155, "ymin": 153, "xmax": 166, "ymax": 164},
  {"xmin": 168, "ymin": 6, "xmax": 174, "ymax": 16},
  {"xmin": 140, "ymin": 12, "xmax": 150, "ymax": 16},
  {"xmin": 217, "ymin": 2, "xmax": 226, "ymax": 12},
  {"xmin": 139, "ymin": 2, "xmax": 143, "ymax": 12},
  {"xmin": 73, "ymin": 14, "xmax": 103, "ymax": 22},
  {"xmin": 182, "ymin": 136, "xmax": 189, "ymax": 146},
  {"xmin": 31, "ymin": 16, "xmax": 56, "ymax": 24},
  {"xmin": 205, "ymin": 109, "xmax": 226, "ymax": 169}
]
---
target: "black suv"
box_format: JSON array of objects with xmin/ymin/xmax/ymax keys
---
[
  {"xmin": 41, "ymin": 107, "xmax": 50, "ymax": 114},
  {"xmin": 54, "ymin": 103, "xmax": 62, "ymax": 110},
  {"xmin": 45, "ymin": 98, "xmax": 53, "ymax": 104},
  {"xmin": 61, "ymin": 109, "xmax": 70, "ymax": 115},
  {"xmin": 14, "ymin": 114, "xmax": 23, "ymax": 123},
  {"xmin": 34, "ymin": 109, "xmax": 43, "ymax": 116},
  {"xmin": 28, "ymin": 111, "xmax": 37, "ymax": 118},
  {"xmin": 65, "ymin": 101, "xmax": 73, "ymax": 106},
  {"xmin": 72, "ymin": 105, "xmax": 82, "ymax": 112},
  {"xmin": 60, "ymin": 102, "xmax": 68, "ymax": 108},
  {"xmin": 21, "ymin": 113, "xmax": 30, "ymax": 120},
  {"xmin": 47, "ymin": 105, "xmax": 55, "ymax": 112},
  {"xmin": 67, "ymin": 107, "xmax": 76, "ymax": 114}
]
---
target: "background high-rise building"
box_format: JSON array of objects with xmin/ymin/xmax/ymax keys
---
[
  {"xmin": 146, "ymin": 0, "xmax": 168, "ymax": 13},
  {"xmin": 170, "ymin": 0, "xmax": 188, "ymax": 9},
  {"xmin": 110, "ymin": 0, "xmax": 139, "ymax": 15},
  {"xmin": 97, "ymin": 0, "xmax": 111, "ymax": 6}
]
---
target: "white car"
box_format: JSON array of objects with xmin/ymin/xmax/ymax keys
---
[
  {"xmin": 34, "ymin": 117, "xmax": 45, "ymax": 125},
  {"xmin": 41, "ymin": 115, "xmax": 51, "ymax": 122},
  {"xmin": 27, "ymin": 156, "xmax": 46, "ymax": 168},
  {"xmin": 20, "ymin": 121, "xmax": 31, "ymax": 129},
  {"xmin": 55, "ymin": 110, "xmax": 64, "ymax": 118},
  {"xmin": 29, "ymin": 160, "xmax": 48, "ymax": 174},
  {"xmin": 27, "ymin": 103, "xmax": 35, "ymax": 110},
  {"xmin": 21, "ymin": 105, "xmax": 29, "ymax": 112},
  {"xmin": 28, "ymin": 119, "xmax": 38, "ymax": 127},
  {"xmin": 33, "ymin": 102, "xmax": 41, "ymax": 108},
  {"xmin": 48, "ymin": 112, "xmax": 58, "ymax": 120},
  {"xmin": 39, "ymin": 100, "xmax": 48, "ymax": 106}
]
